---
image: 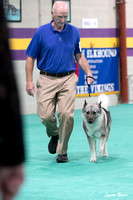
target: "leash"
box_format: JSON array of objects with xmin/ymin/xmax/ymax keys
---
[{"xmin": 86, "ymin": 75, "xmax": 95, "ymax": 97}]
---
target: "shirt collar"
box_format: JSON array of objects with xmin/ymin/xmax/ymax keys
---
[{"xmin": 50, "ymin": 20, "xmax": 68, "ymax": 33}]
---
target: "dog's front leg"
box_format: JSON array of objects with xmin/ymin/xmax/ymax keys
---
[
  {"xmin": 97, "ymin": 136, "xmax": 106, "ymax": 161},
  {"xmin": 103, "ymin": 143, "xmax": 108, "ymax": 157},
  {"xmin": 87, "ymin": 136, "xmax": 96, "ymax": 162}
]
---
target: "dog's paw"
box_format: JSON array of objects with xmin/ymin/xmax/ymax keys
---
[
  {"xmin": 90, "ymin": 156, "xmax": 96, "ymax": 162},
  {"xmin": 103, "ymin": 153, "xmax": 109, "ymax": 157}
]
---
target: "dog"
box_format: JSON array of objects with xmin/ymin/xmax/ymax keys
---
[{"xmin": 82, "ymin": 94, "xmax": 111, "ymax": 162}]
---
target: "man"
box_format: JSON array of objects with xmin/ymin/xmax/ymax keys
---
[
  {"xmin": 0, "ymin": 1, "xmax": 25, "ymax": 199},
  {"xmin": 25, "ymin": 1, "xmax": 94, "ymax": 163}
]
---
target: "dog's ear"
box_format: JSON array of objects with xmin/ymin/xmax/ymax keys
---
[
  {"xmin": 84, "ymin": 100, "xmax": 87, "ymax": 108},
  {"xmin": 99, "ymin": 101, "xmax": 102, "ymax": 108}
]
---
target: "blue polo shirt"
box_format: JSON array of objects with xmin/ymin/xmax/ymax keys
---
[{"xmin": 26, "ymin": 20, "xmax": 82, "ymax": 74}]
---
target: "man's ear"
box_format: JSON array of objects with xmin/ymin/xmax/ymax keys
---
[{"xmin": 51, "ymin": 10, "xmax": 54, "ymax": 19}]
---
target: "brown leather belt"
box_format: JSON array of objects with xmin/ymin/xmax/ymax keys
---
[{"xmin": 40, "ymin": 70, "xmax": 74, "ymax": 77}]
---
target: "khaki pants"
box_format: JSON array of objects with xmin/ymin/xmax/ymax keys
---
[{"xmin": 36, "ymin": 72, "xmax": 78, "ymax": 155}]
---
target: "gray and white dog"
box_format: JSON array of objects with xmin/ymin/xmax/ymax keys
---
[{"xmin": 82, "ymin": 95, "xmax": 111, "ymax": 162}]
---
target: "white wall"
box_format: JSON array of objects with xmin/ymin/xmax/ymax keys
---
[
  {"xmin": 8, "ymin": 0, "xmax": 117, "ymax": 28},
  {"xmin": 71, "ymin": 0, "xmax": 116, "ymax": 28},
  {"xmin": 126, "ymin": 0, "xmax": 133, "ymax": 28}
]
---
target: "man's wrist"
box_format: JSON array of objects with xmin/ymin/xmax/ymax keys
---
[{"xmin": 86, "ymin": 75, "xmax": 94, "ymax": 80}]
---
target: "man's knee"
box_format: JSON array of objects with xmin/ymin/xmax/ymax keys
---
[
  {"xmin": 58, "ymin": 111, "xmax": 74, "ymax": 122},
  {"xmin": 41, "ymin": 113, "xmax": 57, "ymax": 125}
]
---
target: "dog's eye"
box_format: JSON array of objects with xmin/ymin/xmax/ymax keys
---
[
  {"xmin": 93, "ymin": 111, "xmax": 96, "ymax": 115},
  {"xmin": 86, "ymin": 111, "xmax": 89, "ymax": 114}
]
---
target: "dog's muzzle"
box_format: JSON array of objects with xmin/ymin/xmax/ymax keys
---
[{"xmin": 87, "ymin": 118, "xmax": 94, "ymax": 124}]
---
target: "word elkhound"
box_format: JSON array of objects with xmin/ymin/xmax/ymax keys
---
[{"xmin": 82, "ymin": 98, "xmax": 111, "ymax": 162}]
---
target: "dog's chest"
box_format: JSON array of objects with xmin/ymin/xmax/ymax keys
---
[{"xmin": 85, "ymin": 123, "xmax": 103, "ymax": 139}]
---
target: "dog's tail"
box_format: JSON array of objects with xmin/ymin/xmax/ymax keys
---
[{"xmin": 98, "ymin": 94, "xmax": 109, "ymax": 109}]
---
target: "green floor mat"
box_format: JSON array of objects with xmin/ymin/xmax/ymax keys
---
[{"xmin": 14, "ymin": 104, "xmax": 133, "ymax": 200}]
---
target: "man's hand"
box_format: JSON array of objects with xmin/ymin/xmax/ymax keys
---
[
  {"xmin": 0, "ymin": 165, "xmax": 24, "ymax": 200},
  {"xmin": 25, "ymin": 56, "xmax": 35, "ymax": 96},
  {"xmin": 26, "ymin": 81, "xmax": 36, "ymax": 97},
  {"xmin": 86, "ymin": 75, "xmax": 94, "ymax": 87}
]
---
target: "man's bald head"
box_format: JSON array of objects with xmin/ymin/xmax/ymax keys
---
[{"xmin": 52, "ymin": 1, "xmax": 69, "ymax": 13}]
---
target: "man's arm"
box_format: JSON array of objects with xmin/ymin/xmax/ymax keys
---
[
  {"xmin": 25, "ymin": 56, "xmax": 36, "ymax": 96},
  {"xmin": 75, "ymin": 53, "xmax": 94, "ymax": 85}
]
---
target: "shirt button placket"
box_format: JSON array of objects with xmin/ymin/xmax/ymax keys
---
[{"xmin": 58, "ymin": 34, "xmax": 62, "ymax": 43}]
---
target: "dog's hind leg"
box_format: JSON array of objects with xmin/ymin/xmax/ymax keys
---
[
  {"xmin": 97, "ymin": 136, "xmax": 106, "ymax": 161},
  {"xmin": 87, "ymin": 136, "xmax": 96, "ymax": 162},
  {"xmin": 103, "ymin": 143, "xmax": 108, "ymax": 157}
]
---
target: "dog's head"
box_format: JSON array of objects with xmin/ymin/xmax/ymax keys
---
[{"xmin": 82, "ymin": 100, "xmax": 102, "ymax": 124}]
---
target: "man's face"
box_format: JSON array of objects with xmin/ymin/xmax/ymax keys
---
[
  {"xmin": 54, "ymin": 13, "xmax": 68, "ymax": 29},
  {"xmin": 51, "ymin": 8, "xmax": 68, "ymax": 30}
]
